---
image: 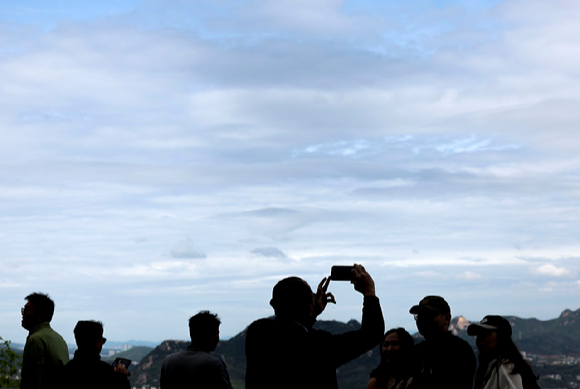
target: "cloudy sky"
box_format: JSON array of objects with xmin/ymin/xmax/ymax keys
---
[{"xmin": 2, "ymin": 0, "xmax": 580, "ymax": 345}]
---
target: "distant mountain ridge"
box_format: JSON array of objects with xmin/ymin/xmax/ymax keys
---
[
  {"xmin": 130, "ymin": 308, "xmax": 580, "ymax": 389},
  {"xmin": 101, "ymin": 346, "xmax": 153, "ymax": 364},
  {"xmin": 105, "ymin": 340, "xmax": 160, "ymax": 348},
  {"xmin": 448, "ymin": 307, "xmax": 580, "ymax": 355}
]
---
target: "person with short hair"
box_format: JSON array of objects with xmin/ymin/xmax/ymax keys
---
[
  {"xmin": 20, "ymin": 292, "xmax": 69, "ymax": 389},
  {"xmin": 245, "ymin": 264, "xmax": 385, "ymax": 389},
  {"xmin": 366, "ymin": 328, "xmax": 415, "ymax": 389},
  {"xmin": 468, "ymin": 315, "xmax": 540, "ymax": 389},
  {"xmin": 409, "ymin": 295, "xmax": 476, "ymax": 389},
  {"xmin": 160, "ymin": 311, "xmax": 233, "ymax": 389},
  {"xmin": 61, "ymin": 320, "xmax": 130, "ymax": 389}
]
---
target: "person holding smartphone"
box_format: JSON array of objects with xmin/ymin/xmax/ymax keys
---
[{"xmin": 245, "ymin": 264, "xmax": 384, "ymax": 389}]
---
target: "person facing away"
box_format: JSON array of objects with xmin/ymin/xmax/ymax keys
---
[
  {"xmin": 409, "ymin": 295, "xmax": 476, "ymax": 389},
  {"xmin": 20, "ymin": 292, "xmax": 69, "ymax": 389},
  {"xmin": 367, "ymin": 327, "xmax": 416, "ymax": 389},
  {"xmin": 245, "ymin": 264, "xmax": 385, "ymax": 389},
  {"xmin": 61, "ymin": 320, "xmax": 130, "ymax": 389},
  {"xmin": 160, "ymin": 311, "xmax": 233, "ymax": 389},
  {"xmin": 467, "ymin": 315, "xmax": 540, "ymax": 389}
]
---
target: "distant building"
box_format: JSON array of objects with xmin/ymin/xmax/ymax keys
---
[{"xmin": 121, "ymin": 344, "xmax": 133, "ymax": 351}]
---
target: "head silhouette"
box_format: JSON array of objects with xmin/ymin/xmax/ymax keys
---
[
  {"xmin": 410, "ymin": 295, "xmax": 451, "ymax": 339},
  {"xmin": 381, "ymin": 327, "xmax": 415, "ymax": 365},
  {"xmin": 74, "ymin": 320, "xmax": 106, "ymax": 354},
  {"xmin": 269, "ymin": 277, "xmax": 314, "ymax": 325},
  {"xmin": 22, "ymin": 292, "xmax": 55, "ymax": 330},
  {"xmin": 189, "ymin": 311, "xmax": 221, "ymax": 352}
]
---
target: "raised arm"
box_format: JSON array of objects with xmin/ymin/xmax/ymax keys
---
[{"xmin": 324, "ymin": 264, "xmax": 385, "ymax": 368}]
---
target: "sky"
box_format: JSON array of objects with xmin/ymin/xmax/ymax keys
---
[{"xmin": 1, "ymin": 0, "xmax": 580, "ymax": 345}]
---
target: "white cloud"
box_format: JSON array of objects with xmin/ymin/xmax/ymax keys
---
[
  {"xmin": 3, "ymin": 0, "xmax": 580, "ymax": 344},
  {"xmin": 292, "ymin": 135, "xmax": 521, "ymax": 159},
  {"xmin": 457, "ymin": 271, "xmax": 483, "ymax": 280},
  {"xmin": 411, "ymin": 271, "xmax": 446, "ymax": 279},
  {"xmin": 0, "ymin": 280, "xmax": 24, "ymax": 288},
  {"xmin": 532, "ymin": 264, "xmax": 572, "ymax": 277}
]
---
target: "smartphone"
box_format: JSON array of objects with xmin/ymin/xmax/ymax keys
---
[
  {"xmin": 112, "ymin": 357, "xmax": 132, "ymax": 369},
  {"xmin": 330, "ymin": 265, "xmax": 355, "ymax": 281}
]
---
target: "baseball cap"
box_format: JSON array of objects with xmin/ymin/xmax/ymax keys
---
[
  {"xmin": 409, "ymin": 295, "xmax": 451, "ymax": 315},
  {"xmin": 467, "ymin": 315, "xmax": 512, "ymax": 336}
]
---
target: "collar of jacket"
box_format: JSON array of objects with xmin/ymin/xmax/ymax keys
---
[{"xmin": 28, "ymin": 321, "xmax": 51, "ymax": 336}]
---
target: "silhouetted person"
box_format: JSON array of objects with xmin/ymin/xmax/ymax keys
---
[
  {"xmin": 160, "ymin": 311, "xmax": 233, "ymax": 389},
  {"xmin": 409, "ymin": 295, "xmax": 476, "ymax": 389},
  {"xmin": 20, "ymin": 292, "xmax": 69, "ymax": 389},
  {"xmin": 245, "ymin": 264, "xmax": 385, "ymax": 389},
  {"xmin": 468, "ymin": 315, "xmax": 540, "ymax": 389},
  {"xmin": 367, "ymin": 328, "xmax": 416, "ymax": 389},
  {"xmin": 61, "ymin": 320, "xmax": 130, "ymax": 389}
]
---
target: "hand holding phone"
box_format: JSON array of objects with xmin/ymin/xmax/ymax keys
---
[
  {"xmin": 112, "ymin": 357, "xmax": 132, "ymax": 369},
  {"xmin": 330, "ymin": 265, "xmax": 355, "ymax": 281},
  {"xmin": 330, "ymin": 264, "xmax": 375, "ymax": 296}
]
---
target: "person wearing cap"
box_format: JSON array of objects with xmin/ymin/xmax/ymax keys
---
[
  {"xmin": 245, "ymin": 264, "xmax": 385, "ymax": 389},
  {"xmin": 467, "ymin": 315, "xmax": 540, "ymax": 389},
  {"xmin": 409, "ymin": 295, "xmax": 476, "ymax": 389}
]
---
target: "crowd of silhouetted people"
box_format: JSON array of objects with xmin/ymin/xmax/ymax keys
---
[
  {"xmin": 18, "ymin": 264, "xmax": 541, "ymax": 389},
  {"xmin": 19, "ymin": 293, "xmax": 130, "ymax": 389}
]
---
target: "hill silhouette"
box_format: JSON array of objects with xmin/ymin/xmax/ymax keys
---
[
  {"xmin": 130, "ymin": 318, "xmax": 380, "ymax": 389},
  {"xmin": 130, "ymin": 308, "xmax": 580, "ymax": 388},
  {"xmin": 447, "ymin": 308, "xmax": 580, "ymax": 356},
  {"xmin": 101, "ymin": 346, "xmax": 153, "ymax": 365}
]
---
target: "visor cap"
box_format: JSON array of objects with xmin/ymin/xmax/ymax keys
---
[
  {"xmin": 409, "ymin": 295, "xmax": 451, "ymax": 315},
  {"xmin": 467, "ymin": 315, "xmax": 512, "ymax": 337}
]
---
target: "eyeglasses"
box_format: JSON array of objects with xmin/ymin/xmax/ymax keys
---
[
  {"xmin": 102, "ymin": 337, "xmax": 107, "ymax": 345},
  {"xmin": 21, "ymin": 307, "xmax": 34, "ymax": 314}
]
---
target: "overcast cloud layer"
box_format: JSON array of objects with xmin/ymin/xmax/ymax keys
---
[{"xmin": 2, "ymin": 0, "xmax": 580, "ymax": 344}]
